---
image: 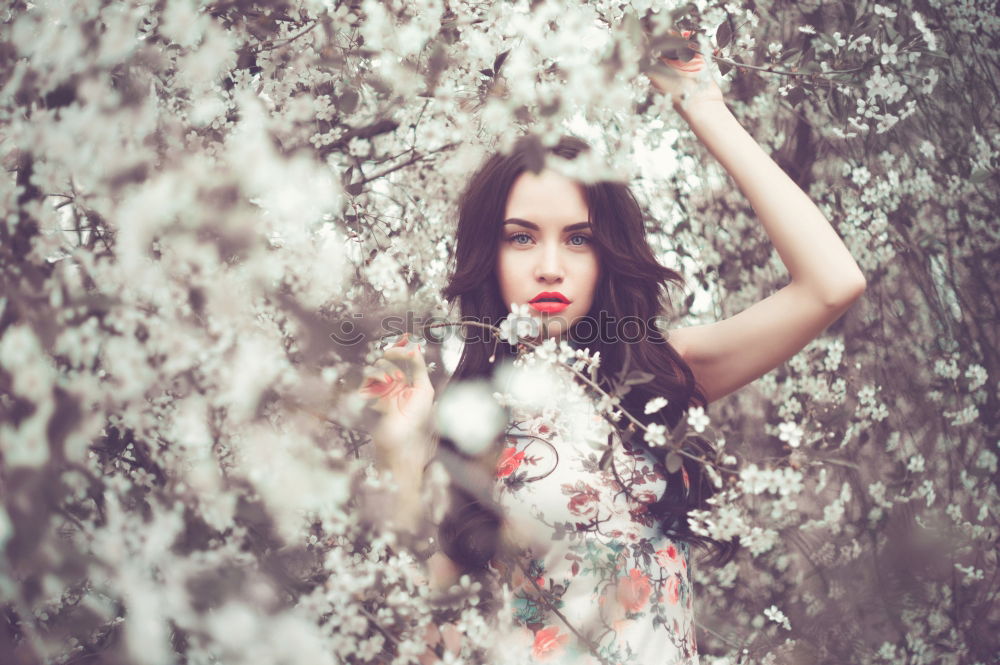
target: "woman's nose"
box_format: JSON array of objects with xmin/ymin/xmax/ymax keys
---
[{"xmin": 534, "ymin": 244, "xmax": 564, "ymax": 282}]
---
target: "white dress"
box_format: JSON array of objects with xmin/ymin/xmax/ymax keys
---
[{"xmin": 487, "ymin": 360, "xmax": 699, "ymax": 665}]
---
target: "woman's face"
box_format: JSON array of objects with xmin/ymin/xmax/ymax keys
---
[{"xmin": 497, "ymin": 169, "xmax": 600, "ymax": 340}]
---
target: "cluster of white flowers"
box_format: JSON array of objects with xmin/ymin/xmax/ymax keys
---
[
  {"xmin": 742, "ymin": 526, "xmax": 780, "ymax": 556},
  {"xmin": 933, "ymin": 357, "xmax": 961, "ymax": 380},
  {"xmin": 873, "ymin": 4, "xmax": 898, "ymax": 19},
  {"xmin": 739, "ymin": 464, "xmax": 805, "ymax": 497},
  {"xmin": 763, "ymin": 604, "xmax": 791, "ymax": 631},
  {"xmin": 496, "ymin": 303, "xmax": 541, "ymax": 345},
  {"xmin": 856, "ymin": 383, "xmax": 890, "ymax": 423},
  {"xmin": 865, "ymin": 67, "xmax": 908, "ymax": 104},
  {"xmin": 911, "ymin": 11, "xmax": 939, "ymax": 51},
  {"xmin": 824, "ymin": 337, "xmax": 845, "ymax": 371},
  {"xmin": 944, "ymin": 404, "xmax": 979, "ymax": 427},
  {"xmin": 964, "ymin": 363, "xmax": 988, "ymax": 391},
  {"xmin": 688, "ymin": 501, "xmax": 750, "ymax": 542}
]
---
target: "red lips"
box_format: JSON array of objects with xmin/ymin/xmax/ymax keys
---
[
  {"xmin": 529, "ymin": 291, "xmax": 569, "ymax": 304},
  {"xmin": 529, "ymin": 291, "xmax": 570, "ymax": 314}
]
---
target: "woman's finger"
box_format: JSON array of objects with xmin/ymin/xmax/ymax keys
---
[
  {"xmin": 661, "ymin": 53, "xmax": 705, "ymax": 72},
  {"xmin": 382, "ymin": 337, "xmax": 432, "ymax": 391},
  {"xmin": 357, "ymin": 358, "xmax": 406, "ymax": 399}
]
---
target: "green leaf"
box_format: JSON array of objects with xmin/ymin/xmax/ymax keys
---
[
  {"xmin": 970, "ymin": 168, "xmax": 992, "ymax": 184},
  {"xmin": 519, "ymin": 134, "xmax": 545, "ymax": 173},
  {"xmin": 669, "ymin": 3, "xmax": 697, "ymax": 24},
  {"xmin": 828, "ymin": 89, "xmax": 848, "ymax": 121},
  {"xmin": 781, "ymin": 47, "xmax": 801, "ymax": 62},
  {"xmin": 669, "ymin": 417, "xmax": 687, "ymax": 442},
  {"xmin": 599, "ymin": 447, "xmax": 613, "ymax": 470},
  {"xmin": 427, "ymin": 44, "xmax": 449, "ymax": 77},
  {"xmin": 624, "ymin": 370, "xmax": 655, "ymax": 386},
  {"xmin": 786, "ymin": 86, "xmax": 807, "ymax": 107},
  {"xmin": 493, "ymin": 49, "xmax": 510, "ymax": 74},
  {"xmin": 844, "ymin": 3, "xmax": 857, "ymax": 25},
  {"xmin": 651, "ymin": 33, "xmax": 689, "ymax": 56},
  {"xmin": 715, "ymin": 20, "xmax": 733, "ymax": 49},
  {"xmin": 666, "ymin": 452, "xmax": 683, "ymax": 473},
  {"xmin": 339, "ymin": 89, "xmax": 359, "ymax": 114},
  {"xmin": 855, "ymin": 13, "xmax": 876, "ymax": 34},
  {"xmin": 828, "ymin": 72, "xmax": 859, "ymax": 84},
  {"xmin": 622, "ymin": 11, "xmax": 644, "ymax": 47}
]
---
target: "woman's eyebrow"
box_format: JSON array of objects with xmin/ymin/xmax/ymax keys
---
[{"xmin": 502, "ymin": 218, "xmax": 591, "ymax": 232}]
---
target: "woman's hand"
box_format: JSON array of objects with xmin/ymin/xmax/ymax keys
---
[
  {"xmin": 646, "ymin": 30, "xmax": 725, "ymax": 117},
  {"xmin": 358, "ymin": 333, "xmax": 436, "ymax": 471}
]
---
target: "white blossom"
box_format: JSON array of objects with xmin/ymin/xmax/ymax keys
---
[
  {"xmin": 880, "ymin": 42, "xmax": 899, "ymax": 66},
  {"xmin": 873, "ymin": 4, "xmax": 897, "ymax": 19},
  {"xmin": 644, "ymin": 422, "xmax": 667, "ymax": 446},
  {"xmin": 777, "ymin": 421, "xmax": 804, "ymax": 448},
  {"xmin": 497, "ymin": 303, "xmax": 541, "ymax": 345},
  {"xmin": 763, "ymin": 604, "xmax": 791, "ymax": 630},
  {"xmin": 686, "ymin": 406, "xmax": 710, "ymax": 433},
  {"xmin": 964, "ymin": 363, "xmax": 987, "ymax": 391},
  {"xmin": 644, "ymin": 396, "xmax": 669, "ymax": 414},
  {"xmin": 436, "ymin": 380, "xmax": 506, "ymax": 456},
  {"xmin": 912, "ymin": 11, "xmax": 938, "ymax": 51}
]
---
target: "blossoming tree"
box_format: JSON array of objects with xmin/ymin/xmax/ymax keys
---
[{"xmin": 1, "ymin": 0, "xmax": 997, "ymax": 664}]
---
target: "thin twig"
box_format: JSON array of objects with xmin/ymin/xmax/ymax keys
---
[
  {"xmin": 696, "ymin": 619, "xmax": 746, "ymax": 649},
  {"xmin": 705, "ymin": 51, "xmax": 869, "ymax": 78},
  {"xmin": 254, "ymin": 20, "xmax": 318, "ymax": 53},
  {"xmin": 350, "ymin": 142, "xmax": 459, "ymax": 188},
  {"xmin": 517, "ymin": 559, "xmax": 612, "ymax": 665}
]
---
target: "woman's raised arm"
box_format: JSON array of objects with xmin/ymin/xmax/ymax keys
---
[{"xmin": 649, "ymin": 34, "xmax": 866, "ymax": 404}]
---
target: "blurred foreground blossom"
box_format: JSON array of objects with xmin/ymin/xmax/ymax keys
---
[
  {"xmin": 436, "ymin": 380, "xmax": 506, "ymax": 456},
  {"xmin": 687, "ymin": 405, "xmax": 710, "ymax": 433}
]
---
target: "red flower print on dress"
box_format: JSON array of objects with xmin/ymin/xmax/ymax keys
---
[
  {"xmin": 497, "ymin": 447, "xmax": 526, "ymax": 477},
  {"xmin": 655, "ymin": 544, "xmax": 679, "ymax": 567},
  {"xmin": 629, "ymin": 490, "xmax": 658, "ymax": 513},
  {"xmin": 532, "ymin": 626, "xmax": 569, "ymax": 661},
  {"xmin": 663, "ymin": 574, "xmax": 681, "ymax": 604},
  {"xmin": 566, "ymin": 487, "xmax": 600, "ymax": 518},
  {"xmin": 655, "ymin": 544, "xmax": 687, "ymax": 573},
  {"xmin": 616, "ymin": 568, "xmax": 652, "ymax": 613}
]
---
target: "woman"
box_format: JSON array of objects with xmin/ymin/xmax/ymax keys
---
[{"xmin": 362, "ymin": 35, "xmax": 867, "ymax": 665}]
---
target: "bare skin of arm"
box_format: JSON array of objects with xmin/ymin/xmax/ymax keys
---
[{"xmin": 650, "ymin": 34, "xmax": 866, "ymax": 405}]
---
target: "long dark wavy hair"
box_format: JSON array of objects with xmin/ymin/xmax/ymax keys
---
[{"xmin": 435, "ymin": 134, "xmax": 738, "ymax": 577}]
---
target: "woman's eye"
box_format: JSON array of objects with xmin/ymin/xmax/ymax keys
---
[
  {"xmin": 569, "ymin": 234, "xmax": 592, "ymax": 246},
  {"xmin": 508, "ymin": 233, "xmax": 532, "ymax": 245}
]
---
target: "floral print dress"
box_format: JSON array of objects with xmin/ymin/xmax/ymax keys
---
[{"xmin": 488, "ymin": 361, "xmax": 699, "ymax": 665}]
